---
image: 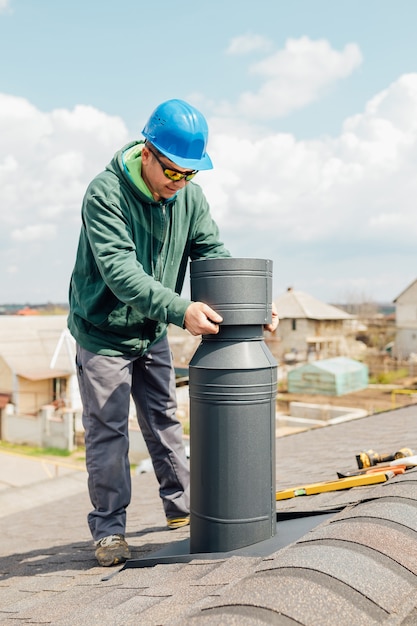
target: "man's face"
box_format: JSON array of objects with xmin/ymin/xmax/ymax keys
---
[{"xmin": 141, "ymin": 144, "xmax": 197, "ymax": 201}]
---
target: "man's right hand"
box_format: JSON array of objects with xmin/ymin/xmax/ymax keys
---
[{"xmin": 184, "ymin": 302, "xmax": 223, "ymax": 336}]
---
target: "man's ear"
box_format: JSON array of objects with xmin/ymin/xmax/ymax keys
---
[{"xmin": 141, "ymin": 144, "xmax": 151, "ymax": 164}]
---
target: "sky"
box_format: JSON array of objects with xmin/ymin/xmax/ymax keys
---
[{"xmin": 1, "ymin": 0, "xmax": 417, "ymax": 306}]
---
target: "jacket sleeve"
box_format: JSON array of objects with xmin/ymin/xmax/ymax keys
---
[{"xmin": 82, "ymin": 191, "xmax": 190, "ymax": 328}]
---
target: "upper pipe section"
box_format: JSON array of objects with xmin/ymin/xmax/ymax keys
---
[{"xmin": 190, "ymin": 258, "xmax": 273, "ymax": 326}]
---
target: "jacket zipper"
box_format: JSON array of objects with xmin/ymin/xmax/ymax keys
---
[{"xmin": 154, "ymin": 203, "xmax": 167, "ymax": 281}]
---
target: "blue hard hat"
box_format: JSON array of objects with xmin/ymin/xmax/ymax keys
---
[{"xmin": 142, "ymin": 99, "xmax": 213, "ymax": 171}]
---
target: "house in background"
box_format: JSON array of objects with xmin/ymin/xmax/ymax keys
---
[
  {"xmin": 0, "ymin": 315, "xmax": 77, "ymax": 447},
  {"xmin": 271, "ymin": 288, "xmax": 358, "ymax": 363},
  {"xmin": 0, "ymin": 315, "xmax": 74, "ymax": 415},
  {"xmin": 393, "ymin": 278, "xmax": 417, "ymax": 359},
  {"xmin": 0, "ymin": 316, "xmax": 185, "ymax": 459}
]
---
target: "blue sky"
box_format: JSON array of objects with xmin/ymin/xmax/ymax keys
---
[{"xmin": 1, "ymin": 0, "xmax": 417, "ymax": 305}]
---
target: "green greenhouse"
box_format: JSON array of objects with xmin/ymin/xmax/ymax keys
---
[{"xmin": 287, "ymin": 357, "xmax": 368, "ymax": 396}]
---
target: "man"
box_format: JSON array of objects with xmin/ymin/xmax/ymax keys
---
[{"xmin": 68, "ymin": 99, "xmax": 278, "ymax": 567}]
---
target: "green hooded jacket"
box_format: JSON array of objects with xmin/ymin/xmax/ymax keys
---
[{"xmin": 68, "ymin": 141, "xmax": 230, "ymax": 356}]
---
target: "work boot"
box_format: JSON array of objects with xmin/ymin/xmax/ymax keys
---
[
  {"xmin": 94, "ymin": 534, "xmax": 131, "ymax": 567},
  {"xmin": 166, "ymin": 516, "xmax": 190, "ymax": 530}
]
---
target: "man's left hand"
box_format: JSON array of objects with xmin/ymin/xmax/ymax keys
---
[{"xmin": 264, "ymin": 302, "xmax": 279, "ymax": 333}]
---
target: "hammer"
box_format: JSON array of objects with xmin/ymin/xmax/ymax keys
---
[{"xmin": 356, "ymin": 447, "xmax": 414, "ymax": 469}]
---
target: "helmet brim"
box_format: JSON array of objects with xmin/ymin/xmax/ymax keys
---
[{"xmin": 154, "ymin": 145, "xmax": 213, "ymax": 171}]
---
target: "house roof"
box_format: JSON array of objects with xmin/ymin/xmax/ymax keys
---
[
  {"xmin": 0, "ymin": 315, "xmax": 73, "ymax": 378},
  {"xmin": 275, "ymin": 288, "xmax": 352, "ymax": 321},
  {"xmin": 297, "ymin": 356, "xmax": 367, "ymax": 374},
  {"xmin": 0, "ymin": 404, "xmax": 416, "ymax": 624},
  {"xmin": 17, "ymin": 368, "xmax": 72, "ymax": 381},
  {"xmin": 393, "ymin": 277, "xmax": 417, "ymax": 302},
  {"xmin": 0, "ymin": 316, "xmax": 197, "ymax": 381}
]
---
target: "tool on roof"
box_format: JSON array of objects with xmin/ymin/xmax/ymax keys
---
[
  {"xmin": 276, "ymin": 471, "xmax": 394, "ymax": 500},
  {"xmin": 337, "ymin": 465, "xmax": 406, "ymax": 478},
  {"xmin": 390, "ymin": 455, "xmax": 417, "ymax": 467},
  {"xmin": 356, "ymin": 447, "xmax": 414, "ymax": 469}
]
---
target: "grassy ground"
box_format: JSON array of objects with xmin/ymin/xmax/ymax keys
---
[{"xmin": 0, "ymin": 441, "xmax": 87, "ymax": 469}]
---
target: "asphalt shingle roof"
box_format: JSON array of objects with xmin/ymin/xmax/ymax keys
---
[{"xmin": 1, "ymin": 405, "xmax": 416, "ymax": 625}]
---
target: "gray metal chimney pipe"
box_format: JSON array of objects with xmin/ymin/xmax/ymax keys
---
[{"xmin": 189, "ymin": 258, "xmax": 277, "ymax": 554}]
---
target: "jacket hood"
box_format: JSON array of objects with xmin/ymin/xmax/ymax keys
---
[{"xmin": 106, "ymin": 141, "xmax": 177, "ymax": 208}]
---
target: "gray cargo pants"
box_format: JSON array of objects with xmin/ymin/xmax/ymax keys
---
[{"xmin": 75, "ymin": 336, "xmax": 190, "ymax": 541}]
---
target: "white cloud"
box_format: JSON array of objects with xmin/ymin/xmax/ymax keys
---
[
  {"xmin": 0, "ymin": 94, "xmax": 129, "ymax": 301},
  {"xmin": 226, "ymin": 34, "xmax": 273, "ymax": 55},
  {"xmin": 0, "ymin": 94, "xmax": 129, "ymax": 230},
  {"xmin": 0, "ymin": 154, "xmax": 17, "ymax": 173},
  {"xmin": 1, "ymin": 65, "xmax": 416, "ymax": 304},
  {"xmin": 218, "ymin": 37, "xmax": 362, "ymax": 119},
  {"xmin": 202, "ymin": 73, "xmax": 417, "ymax": 298},
  {"xmin": 11, "ymin": 224, "xmax": 56, "ymax": 242},
  {"xmin": 0, "ymin": 0, "xmax": 10, "ymax": 14}
]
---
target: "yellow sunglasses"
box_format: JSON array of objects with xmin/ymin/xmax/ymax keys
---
[{"xmin": 148, "ymin": 145, "xmax": 198, "ymax": 182}]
